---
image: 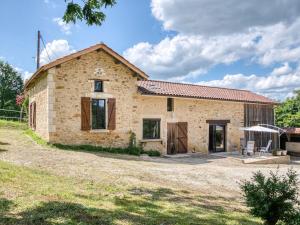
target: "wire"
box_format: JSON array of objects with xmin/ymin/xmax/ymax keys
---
[{"xmin": 40, "ymin": 35, "xmax": 52, "ymax": 62}]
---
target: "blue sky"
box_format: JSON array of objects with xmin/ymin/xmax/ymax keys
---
[{"xmin": 1, "ymin": 0, "xmax": 300, "ymax": 100}]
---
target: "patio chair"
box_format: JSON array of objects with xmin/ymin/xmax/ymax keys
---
[
  {"xmin": 245, "ymin": 141, "xmax": 255, "ymax": 156},
  {"xmin": 259, "ymin": 140, "xmax": 272, "ymax": 156}
]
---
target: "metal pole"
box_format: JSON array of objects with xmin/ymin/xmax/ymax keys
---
[{"xmin": 37, "ymin": 30, "xmax": 41, "ymax": 70}]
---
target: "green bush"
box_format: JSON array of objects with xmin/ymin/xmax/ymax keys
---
[
  {"xmin": 53, "ymin": 144, "xmax": 142, "ymax": 156},
  {"xmin": 142, "ymin": 150, "xmax": 161, "ymax": 157},
  {"xmin": 240, "ymin": 169, "xmax": 300, "ymax": 225}
]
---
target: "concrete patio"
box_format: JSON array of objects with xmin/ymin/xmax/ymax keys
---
[{"xmin": 210, "ymin": 151, "xmax": 292, "ymax": 164}]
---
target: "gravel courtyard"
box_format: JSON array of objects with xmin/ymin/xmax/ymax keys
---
[{"xmin": 1, "ymin": 128, "xmax": 300, "ymax": 199}]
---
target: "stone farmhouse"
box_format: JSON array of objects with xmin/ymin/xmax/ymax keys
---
[{"xmin": 25, "ymin": 43, "xmax": 276, "ymax": 155}]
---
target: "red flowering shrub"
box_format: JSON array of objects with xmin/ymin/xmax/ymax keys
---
[{"xmin": 16, "ymin": 94, "xmax": 25, "ymax": 106}]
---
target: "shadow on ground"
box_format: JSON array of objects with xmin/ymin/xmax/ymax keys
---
[
  {"xmin": 0, "ymin": 142, "xmax": 10, "ymax": 145},
  {"xmin": 0, "ymin": 188, "xmax": 260, "ymax": 225}
]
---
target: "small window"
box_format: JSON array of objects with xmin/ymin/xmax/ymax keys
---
[
  {"xmin": 143, "ymin": 119, "xmax": 160, "ymax": 139},
  {"xmin": 94, "ymin": 80, "xmax": 103, "ymax": 92},
  {"xmin": 92, "ymin": 99, "xmax": 106, "ymax": 129},
  {"xmin": 167, "ymin": 98, "xmax": 174, "ymax": 112}
]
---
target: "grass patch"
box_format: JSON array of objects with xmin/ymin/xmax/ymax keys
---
[
  {"xmin": 23, "ymin": 129, "xmax": 49, "ymax": 146},
  {"xmin": 141, "ymin": 150, "xmax": 161, "ymax": 157},
  {"xmin": 0, "ymin": 160, "xmax": 262, "ymax": 225},
  {"xmin": 53, "ymin": 143, "xmax": 143, "ymax": 156},
  {"xmin": 0, "ymin": 119, "xmax": 27, "ymax": 130},
  {"xmin": 21, "ymin": 126, "xmax": 161, "ymax": 157},
  {"xmin": 53, "ymin": 144, "xmax": 161, "ymax": 157}
]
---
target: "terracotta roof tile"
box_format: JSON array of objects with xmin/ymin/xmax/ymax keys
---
[{"xmin": 137, "ymin": 80, "xmax": 275, "ymax": 104}]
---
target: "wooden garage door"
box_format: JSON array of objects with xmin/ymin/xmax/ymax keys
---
[
  {"xmin": 177, "ymin": 122, "xmax": 188, "ymax": 153},
  {"xmin": 167, "ymin": 122, "xmax": 188, "ymax": 154}
]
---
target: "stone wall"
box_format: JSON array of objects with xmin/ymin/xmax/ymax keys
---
[
  {"xmin": 27, "ymin": 73, "xmax": 49, "ymax": 140},
  {"xmin": 27, "ymin": 49, "xmax": 248, "ymax": 155},
  {"xmin": 133, "ymin": 95, "xmax": 245, "ymax": 154},
  {"xmin": 49, "ymin": 50, "xmax": 139, "ymax": 147}
]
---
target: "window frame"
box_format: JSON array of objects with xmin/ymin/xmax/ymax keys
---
[
  {"xmin": 94, "ymin": 80, "xmax": 103, "ymax": 92},
  {"xmin": 142, "ymin": 118, "xmax": 161, "ymax": 140},
  {"xmin": 167, "ymin": 98, "xmax": 174, "ymax": 112},
  {"xmin": 91, "ymin": 98, "xmax": 106, "ymax": 130}
]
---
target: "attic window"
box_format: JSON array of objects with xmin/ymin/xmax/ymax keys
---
[
  {"xmin": 167, "ymin": 98, "xmax": 174, "ymax": 112},
  {"xmin": 94, "ymin": 80, "xmax": 103, "ymax": 92}
]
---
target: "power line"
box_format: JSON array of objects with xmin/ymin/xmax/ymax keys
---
[
  {"xmin": 40, "ymin": 34, "xmax": 60, "ymax": 60},
  {"xmin": 40, "ymin": 34, "xmax": 52, "ymax": 62}
]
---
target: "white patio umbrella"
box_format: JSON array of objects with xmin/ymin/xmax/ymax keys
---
[
  {"xmin": 240, "ymin": 125, "xmax": 279, "ymax": 133},
  {"xmin": 240, "ymin": 125, "xmax": 285, "ymax": 150}
]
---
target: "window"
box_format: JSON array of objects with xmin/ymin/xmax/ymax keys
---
[
  {"xmin": 143, "ymin": 119, "xmax": 160, "ymax": 139},
  {"xmin": 167, "ymin": 98, "xmax": 174, "ymax": 112},
  {"xmin": 94, "ymin": 80, "xmax": 103, "ymax": 92},
  {"xmin": 92, "ymin": 99, "xmax": 106, "ymax": 129}
]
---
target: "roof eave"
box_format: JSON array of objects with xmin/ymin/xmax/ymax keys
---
[
  {"xmin": 138, "ymin": 92, "xmax": 276, "ymax": 105},
  {"xmin": 24, "ymin": 43, "xmax": 148, "ymax": 90}
]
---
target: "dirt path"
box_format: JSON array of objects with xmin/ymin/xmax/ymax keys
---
[{"xmin": 1, "ymin": 128, "xmax": 299, "ymax": 198}]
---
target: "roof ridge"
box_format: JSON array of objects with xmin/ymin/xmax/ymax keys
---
[
  {"xmin": 145, "ymin": 79, "xmax": 252, "ymax": 93},
  {"xmin": 43, "ymin": 42, "xmax": 104, "ymax": 68},
  {"xmin": 25, "ymin": 42, "xmax": 149, "ymax": 89}
]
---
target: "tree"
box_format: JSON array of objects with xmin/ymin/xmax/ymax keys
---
[
  {"xmin": 275, "ymin": 90, "xmax": 300, "ymax": 127},
  {"xmin": 240, "ymin": 169, "xmax": 300, "ymax": 225},
  {"xmin": 0, "ymin": 60, "xmax": 23, "ymax": 110},
  {"xmin": 63, "ymin": 0, "xmax": 116, "ymax": 26}
]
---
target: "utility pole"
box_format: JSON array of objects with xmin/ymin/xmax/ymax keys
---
[{"xmin": 36, "ymin": 30, "xmax": 41, "ymax": 70}]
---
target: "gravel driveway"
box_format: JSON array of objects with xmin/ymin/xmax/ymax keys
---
[{"xmin": 1, "ymin": 128, "xmax": 299, "ymax": 199}]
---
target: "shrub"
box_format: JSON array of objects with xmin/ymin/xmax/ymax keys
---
[
  {"xmin": 142, "ymin": 150, "xmax": 161, "ymax": 157},
  {"xmin": 53, "ymin": 144, "xmax": 142, "ymax": 156},
  {"xmin": 128, "ymin": 131, "xmax": 137, "ymax": 148},
  {"xmin": 240, "ymin": 169, "xmax": 300, "ymax": 225}
]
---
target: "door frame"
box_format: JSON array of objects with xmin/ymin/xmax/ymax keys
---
[
  {"xmin": 206, "ymin": 120, "xmax": 230, "ymax": 153},
  {"xmin": 208, "ymin": 124, "xmax": 226, "ymax": 153}
]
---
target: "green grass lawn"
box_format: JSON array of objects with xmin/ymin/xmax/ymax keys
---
[
  {"xmin": 0, "ymin": 119, "xmax": 262, "ymax": 224},
  {"xmin": 0, "ymin": 160, "xmax": 261, "ymax": 225},
  {"xmin": 0, "ymin": 119, "xmax": 27, "ymax": 130}
]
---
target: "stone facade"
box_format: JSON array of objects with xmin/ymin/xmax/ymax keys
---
[
  {"xmin": 27, "ymin": 49, "xmax": 247, "ymax": 155},
  {"xmin": 133, "ymin": 95, "xmax": 244, "ymax": 154},
  {"xmin": 27, "ymin": 72, "xmax": 49, "ymax": 140}
]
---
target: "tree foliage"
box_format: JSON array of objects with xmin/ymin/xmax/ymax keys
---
[
  {"xmin": 275, "ymin": 90, "xmax": 300, "ymax": 127},
  {"xmin": 0, "ymin": 60, "xmax": 23, "ymax": 110},
  {"xmin": 63, "ymin": 0, "xmax": 116, "ymax": 26},
  {"xmin": 240, "ymin": 169, "xmax": 300, "ymax": 225}
]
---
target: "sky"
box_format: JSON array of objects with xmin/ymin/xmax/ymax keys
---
[{"xmin": 1, "ymin": 0, "xmax": 300, "ymax": 101}]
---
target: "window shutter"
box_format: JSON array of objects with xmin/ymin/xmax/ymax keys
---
[
  {"xmin": 33, "ymin": 102, "xmax": 36, "ymax": 130},
  {"xmin": 107, "ymin": 98, "xmax": 116, "ymax": 130},
  {"xmin": 29, "ymin": 103, "xmax": 32, "ymax": 128},
  {"xmin": 81, "ymin": 97, "xmax": 91, "ymax": 131}
]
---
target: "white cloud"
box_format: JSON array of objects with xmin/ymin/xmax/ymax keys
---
[
  {"xmin": 53, "ymin": 18, "xmax": 72, "ymax": 35},
  {"xmin": 125, "ymin": 1, "xmax": 300, "ymax": 81},
  {"xmin": 197, "ymin": 69, "xmax": 300, "ymax": 101},
  {"xmin": 124, "ymin": 0, "xmax": 300, "ymax": 100},
  {"xmin": 40, "ymin": 39, "xmax": 75, "ymax": 65},
  {"xmin": 14, "ymin": 67, "xmax": 33, "ymax": 80},
  {"xmin": 151, "ymin": 0, "xmax": 300, "ymax": 35},
  {"xmin": 44, "ymin": 0, "xmax": 57, "ymax": 8},
  {"xmin": 124, "ymin": 33, "xmax": 257, "ymax": 79},
  {"xmin": 271, "ymin": 63, "xmax": 292, "ymax": 76}
]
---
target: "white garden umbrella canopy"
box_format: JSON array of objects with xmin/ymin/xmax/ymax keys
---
[{"xmin": 240, "ymin": 125, "xmax": 279, "ymax": 133}]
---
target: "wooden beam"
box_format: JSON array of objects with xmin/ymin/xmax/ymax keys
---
[{"xmin": 206, "ymin": 120, "xmax": 230, "ymax": 124}]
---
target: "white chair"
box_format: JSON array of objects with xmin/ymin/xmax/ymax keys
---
[
  {"xmin": 259, "ymin": 140, "xmax": 272, "ymax": 156},
  {"xmin": 245, "ymin": 141, "xmax": 255, "ymax": 155}
]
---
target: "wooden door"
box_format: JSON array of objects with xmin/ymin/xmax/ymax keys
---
[
  {"xmin": 177, "ymin": 122, "xmax": 188, "ymax": 153},
  {"xmin": 167, "ymin": 122, "xmax": 188, "ymax": 154},
  {"xmin": 167, "ymin": 123, "xmax": 177, "ymax": 154}
]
